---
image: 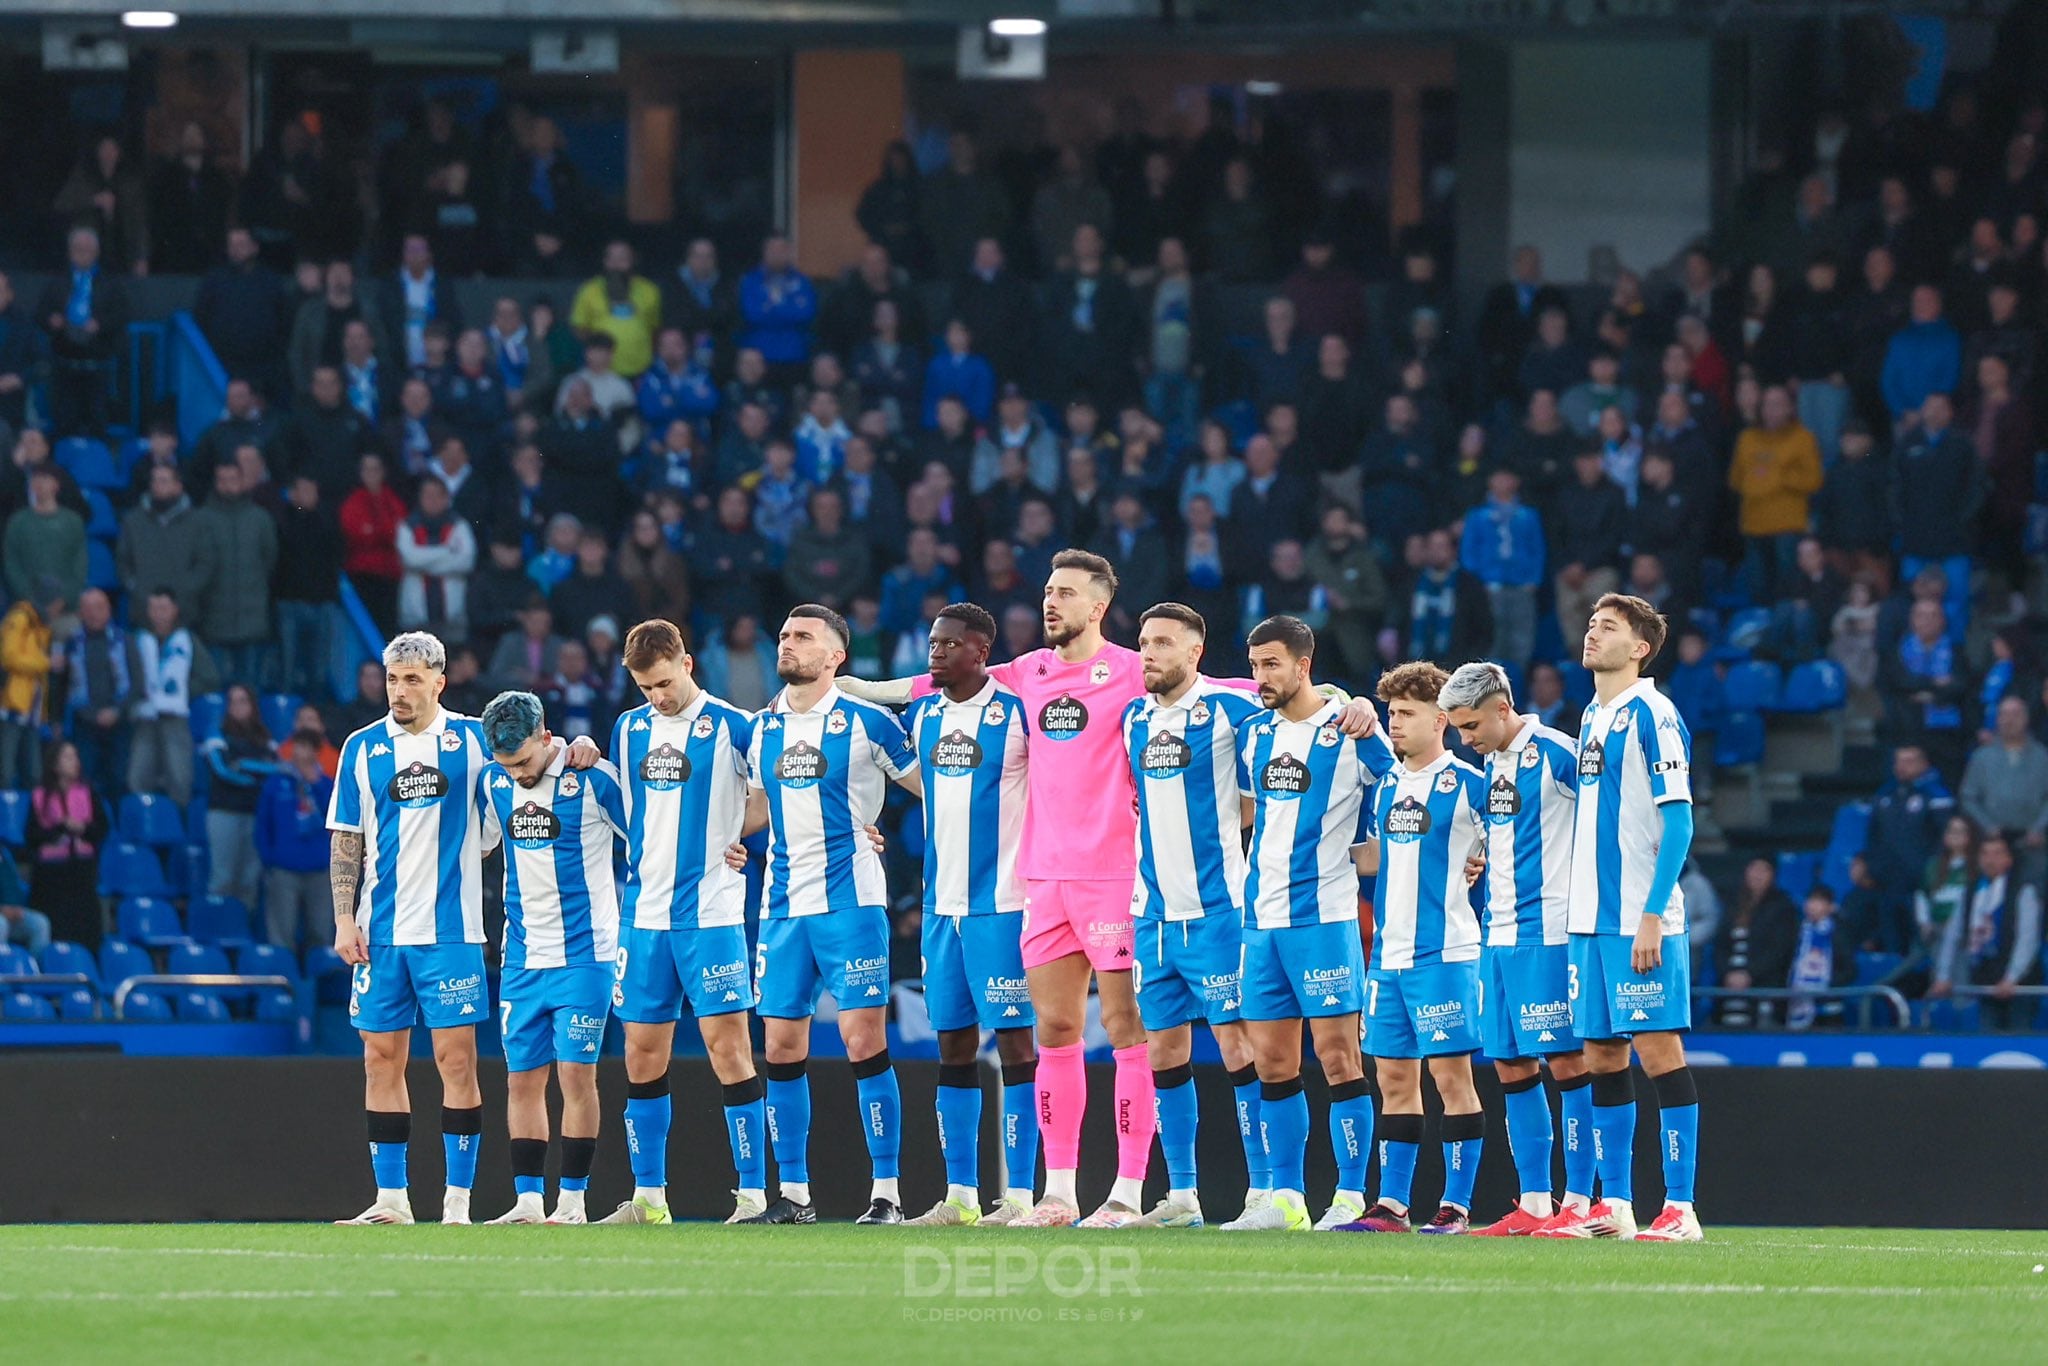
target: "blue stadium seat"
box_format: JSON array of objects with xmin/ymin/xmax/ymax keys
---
[
  {"xmin": 164, "ymin": 843, "xmax": 210, "ymax": 897},
  {"xmin": 1720, "ymin": 606, "xmax": 1772, "ymax": 654},
  {"xmin": 175, "ymin": 990, "xmax": 230, "ymax": 1023},
  {"xmin": 1722, "ymin": 660, "xmax": 1782, "ymax": 712},
  {"xmin": 1775, "ymin": 851, "xmax": 1819, "ymax": 902},
  {"xmin": 1854, "ymin": 951, "xmax": 1902, "ymax": 986},
  {"xmin": 120, "ymin": 987, "xmax": 172, "ymax": 1022},
  {"xmin": 1924, "ymin": 999, "xmax": 1980, "ymax": 1032},
  {"xmin": 0, "ymin": 944, "xmax": 37, "ymax": 976},
  {"xmin": 99, "ymin": 840, "xmax": 170, "ymax": 897},
  {"xmin": 53, "ymin": 986, "xmax": 97, "ymax": 1020},
  {"xmin": 187, "ymin": 895, "xmax": 253, "ymax": 949},
  {"xmin": 3, "ymin": 991, "xmax": 55, "ymax": 1021},
  {"xmin": 1820, "ymin": 802, "xmax": 1872, "ymax": 895},
  {"xmin": 56, "ymin": 437, "xmax": 120, "ymax": 490},
  {"xmin": 86, "ymin": 539, "xmax": 119, "ymax": 592},
  {"xmin": 303, "ymin": 945, "xmax": 351, "ymax": 1004},
  {"xmin": 98, "ymin": 938, "xmax": 151, "ymax": 989},
  {"xmin": 1557, "ymin": 660, "xmax": 1594, "ymax": 710},
  {"xmin": 0, "ymin": 790, "xmax": 29, "ymax": 845},
  {"xmin": 119, "ymin": 793, "xmax": 187, "ymax": 848},
  {"xmin": 237, "ymin": 943, "xmax": 300, "ymax": 988},
  {"xmin": 189, "ymin": 693, "xmax": 226, "ymax": 743},
  {"xmin": 261, "ymin": 693, "xmax": 304, "ymax": 743},
  {"xmin": 1715, "ymin": 710, "xmax": 1766, "ymax": 767},
  {"xmin": 82, "ymin": 487, "xmax": 118, "ymax": 538},
  {"xmin": 39, "ymin": 941, "xmax": 99, "ymax": 991},
  {"xmin": 116, "ymin": 895, "xmax": 184, "ymax": 948},
  {"xmin": 1775, "ymin": 660, "xmax": 1847, "ymax": 713},
  {"xmin": 253, "ymin": 988, "xmax": 299, "ymax": 1023},
  {"xmin": 168, "ymin": 941, "xmax": 233, "ymax": 977}
]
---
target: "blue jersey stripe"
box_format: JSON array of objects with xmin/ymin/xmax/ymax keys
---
[
  {"xmin": 366, "ymin": 740, "xmax": 400, "ymax": 942},
  {"xmin": 433, "ymin": 735, "xmax": 471, "ymax": 944}
]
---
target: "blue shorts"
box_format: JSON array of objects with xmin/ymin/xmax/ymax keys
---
[
  {"xmin": 922, "ymin": 911, "xmax": 1034, "ymax": 1033},
  {"xmin": 755, "ymin": 908, "xmax": 891, "ymax": 1020},
  {"xmin": 1134, "ymin": 915, "xmax": 1244, "ymax": 1031},
  {"xmin": 613, "ymin": 923, "xmax": 755, "ymax": 1024},
  {"xmin": 500, "ymin": 965, "xmax": 613, "ymax": 1073},
  {"xmin": 1479, "ymin": 943, "xmax": 1579, "ymax": 1061},
  {"xmin": 1569, "ymin": 932, "xmax": 1692, "ymax": 1039},
  {"xmin": 1240, "ymin": 920, "xmax": 1364, "ymax": 1022},
  {"xmin": 1366, "ymin": 959, "xmax": 1481, "ymax": 1059},
  {"xmin": 349, "ymin": 943, "xmax": 487, "ymax": 1033}
]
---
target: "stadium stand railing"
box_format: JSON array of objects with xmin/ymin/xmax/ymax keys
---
[{"xmin": 1690, "ymin": 984, "xmax": 1913, "ymax": 1030}]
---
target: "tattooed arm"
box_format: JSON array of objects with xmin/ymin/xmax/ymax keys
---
[{"xmin": 332, "ymin": 830, "xmax": 368, "ymax": 965}]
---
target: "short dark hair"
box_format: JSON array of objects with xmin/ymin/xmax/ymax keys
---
[
  {"xmin": 1138, "ymin": 602, "xmax": 1207, "ymax": 640},
  {"xmin": 1247, "ymin": 614, "xmax": 1315, "ymax": 659},
  {"xmin": 1049, "ymin": 548, "xmax": 1119, "ymax": 599},
  {"xmin": 288, "ymin": 727, "xmax": 324, "ymax": 751},
  {"xmin": 787, "ymin": 603, "xmax": 850, "ymax": 648},
  {"xmin": 623, "ymin": 618, "xmax": 688, "ymax": 672},
  {"xmin": 935, "ymin": 602, "xmax": 996, "ymax": 641},
  {"xmin": 1593, "ymin": 592, "xmax": 1670, "ymax": 663}
]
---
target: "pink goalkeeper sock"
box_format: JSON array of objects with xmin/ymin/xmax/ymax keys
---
[
  {"xmin": 1038, "ymin": 1042, "xmax": 1086, "ymax": 1171},
  {"xmin": 1112, "ymin": 1044, "xmax": 1156, "ymax": 1181}
]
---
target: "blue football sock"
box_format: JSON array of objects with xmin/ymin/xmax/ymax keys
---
[
  {"xmin": 853, "ymin": 1052, "xmax": 901, "ymax": 1182},
  {"xmin": 1153, "ymin": 1066, "xmax": 1200, "ymax": 1191},
  {"xmin": 623, "ymin": 1079, "xmax": 672, "ymax": 1189},
  {"xmin": 1440, "ymin": 1112, "xmax": 1484, "ymax": 1212},
  {"xmin": 1260, "ymin": 1077, "xmax": 1309, "ymax": 1193},
  {"xmin": 442, "ymin": 1106, "xmax": 482, "ymax": 1191},
  {"xmin": 765, "ymin": 1061, "xmax": 812, "ymax": 1187},
  {"xmin": 1229, "ymin": 1065, "xmax": 1268, "ymax": 1187},
  {"xmin": 1328, "ymin": 1079, "xmax": 1374, "ymax": 1193},
  {"xmin": 1559, "ymin": 1074, "xmax": 1596, "ymax": 1199},
  {"xmin": 1002, "ymin": 1060, "xmax": 1039, "ymax": 1193},
  {"xmin": 936, "ymin": 1064, "xmax": 984, "ymax": 1190},
  {"xmin": 1503, "ymin": 1074, "xmax": 1555, "ymax": 1198},
  {"xmin": 1591, "ymin": 1071, "xmax": 1636, "ymax": 1204},
  {"xmin": 724, "ymin": 1078, "xmax": 768, "ymax": 1190},
  {"xmin": 1654, "ymin": 1067, "xmax": 1700, "ymax": 1205},
  {"xmin": 1378, "ymin": 1113, "xmax": 1423, "ymax": 1209},
  {"xmin": 367, "ymin": 1110, "xmax": 409, "ymax": 1190}
]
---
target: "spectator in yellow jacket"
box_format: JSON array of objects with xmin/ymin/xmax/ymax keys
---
[
  {"xmin": 1729, "ymin": 383, "xmax": 1823, "ymax": 603},
  {"xmin": 569, "ymin": 240, "xmax": 661, "ymax": 380},
  {"xmin": 0, "ymin": 576, "xmax": 63, "ymax": 787}
]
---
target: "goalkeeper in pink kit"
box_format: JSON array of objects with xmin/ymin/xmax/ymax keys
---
[{"xmin": 842, "ymin": 549, "xmax": 1377, "ymax": 1225}]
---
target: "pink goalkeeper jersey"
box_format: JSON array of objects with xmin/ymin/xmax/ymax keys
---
[{"xmin": 914, "ymin": 642, "xmax": 1256, "ymax": 882}]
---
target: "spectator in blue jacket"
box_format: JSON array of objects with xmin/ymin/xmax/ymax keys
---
[
  {"xmin": 921, "ymin": 318, "xmax": 996, "ymax": 428},
  {"xmin": 1665, "ymin": 628, "xmax": 1725, "ymax": 747},
  {"xmin": 878, "ymin": 527, "xmax": 960, "ymax": 636},
  {"xmin": 254, "ymin": 728, "xmax": 335, "ymax": 952},
  {"xmin": 738, "ymin": 233, "xmax": 818, "ymax": 375},
  {"xmin": 1880, "ymin": 284, "xmax": 1961, "ymax": 424},
  {"xmin": 635, "ymin": 326, "xmax": 719, "ymax": 439},
  {"xmin": 1863, "ymin": 742, "xmax": 1958, "ymax": 953},
  {"xmin": 1458, "ymin": 467, "xmax": 1547, "ymax": 671}
]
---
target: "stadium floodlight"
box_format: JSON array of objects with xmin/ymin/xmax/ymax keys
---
[
  {"xmin": 988, "ymin": 18, "xmax": 1048, "ymax": 37},
  {"xmin": 120, "ymin": 10, "xmax": 178, "ymax": 27}
]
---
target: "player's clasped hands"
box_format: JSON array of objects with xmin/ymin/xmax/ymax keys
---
[{"xmin": 724, "ymin": 825, "xmax": 886, "ymax": 871}]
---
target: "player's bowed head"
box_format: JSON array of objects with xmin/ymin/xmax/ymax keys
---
[
  {"xmin": 1439, "ymin": 661, "xmax": 1520, "ymax": 756},
  {"xmin": 481, "ymin": 690, "xmax": 556, "ymax": 788}
]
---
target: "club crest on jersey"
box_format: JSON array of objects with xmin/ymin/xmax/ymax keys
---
[
  {"xmin": 1090, "ymin": 661, "xmax": 1112, "ymax": 685},
  {"xmin": 1316, "ymin": 725, "xmax": 1340, "ymax": 747},
  {"xmin": 1189, "ymin": 699, "xmax": 1210, "ymax": 726},
  {"xmin": 1520, "ymin": 745, "xmax": 1542, "ymax": 769},
  {"xmin": 982, "ymin": 699, "xmax": 1006, "ymax": 727},
  {"xmin": 693, "ymin": 715, "xmax": 715, "ymax": 738},
  {"xmin": 440, "ymin": 729, "xmax": 464, "ymax": 752},
  {"xmin": 825, "ymin": 710, "xmax": 849, "ymax": 736},
  {"xmin": 1140, "ymin": 730, "xmax": 1193, "ymax": 777},
  {"xmin": 559, "ymin": 773, "xmax": 579, "ymax": 797},
  {"xmin": 509, "ymin": 801, "xmax": 562, "ymax": 846},
  {"xmin": 387, "ymin": 761, "xmax": 450, "ymax": 808},
  {"xmin": 1610, "ymin": 707, "xmax": 1632, "ymax": 734},
  {"xmin": 1383, "ymin": 795, "xmax": 1432, "ymax": 842},
  {"xmin": 1578, "ymin": 742, "xmax": 1606, "ymax": 781},
  {"xmin": 774, "ymin": 740, "xmax": 828, "ymax": 788},
  {"xmin": 1260, "ymin": 752, "xmax": 1311, "ymax": 799},
  {"xmin": 1039, "ymin": 694, "xmax": 1088, "ymax": 741},
  {"xmin": 641, "ymin": 742, "xmax": 691, "ymax": 789},
  {"xmin": 930, "ymin": 729, "xmax": 984, "ymax": 776},
  {"xmin": 1434, "ymin": 769, "xmax": 1460, "ymax": 794},
  {"xmin": 1488, "ymin": 776, "xmax": 1521, "ymax": 820}
]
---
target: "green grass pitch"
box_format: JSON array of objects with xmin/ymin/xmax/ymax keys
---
[{"xmin": 4, "ymin": 1224, "xmax": 2045, "ymax": 1364}]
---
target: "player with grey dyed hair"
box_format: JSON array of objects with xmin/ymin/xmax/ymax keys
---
[
  {"xmin": 1436, "ymin": 661, "xmax": 1514, "ymax": 715},
  {"xmin": 383, "ymin": 629, "xmax": 448, "ymax": 676}
]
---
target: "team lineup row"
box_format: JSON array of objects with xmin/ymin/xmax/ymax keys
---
[{"xmin": 322, "ymin": 548, "xmax": 1703, "ymax": 1242}]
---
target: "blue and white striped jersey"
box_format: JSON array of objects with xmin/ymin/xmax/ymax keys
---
[
  {"xmin": 1367, "ymin": 751, "xmax": 1487, "ymax": 970},
  {"xmin": 328, "ymin": 709, "xmax": 497, "ymax": 946},
  {"xmin": 906, "ymin": 678, "xmax": 1028, "ymax": 917},
  {"xmin": 1240, "ymin": 699, "xmax": 1397, "ymax": 930},
  {"xmin": 1481, "ymin": 716, "xmax": 1578, "ymax": 947},
  {"xmin": 750, "ymin": 684, "xmax": 919, "ymax": 918},
  {"xmin": 612, "ymin": 693, "xmax": 756, "ymax": 930},
  {"xmin": 1124, "ymin": 680, "xmax": 1264, "ymax": 922},
  {"xmin": 483, "ymin": 747, "xmax": 627, "ymax": 970},
  {"xmin": 1567, "ymin": 678, "xmax": 1692, "ymax": 936}
]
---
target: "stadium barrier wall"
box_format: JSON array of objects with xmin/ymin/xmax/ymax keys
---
[{"xmin": 2, "ymin": 1058, "xmax": 2042, "ymax": 1227}]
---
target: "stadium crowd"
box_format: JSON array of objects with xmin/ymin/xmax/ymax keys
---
[{"xmin": 0, "ymin": 82, "xmax": 2043, "ymax": 1023}]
